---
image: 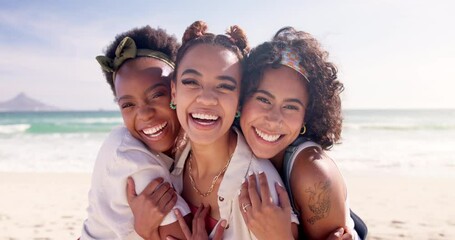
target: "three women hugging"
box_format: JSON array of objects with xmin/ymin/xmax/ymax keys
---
[{"xmin": 80, "ymin": 20, "xmax": 364, "ymax": 240}]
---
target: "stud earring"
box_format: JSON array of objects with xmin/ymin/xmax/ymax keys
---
[
  {"xmin": 169, "ymin": 102, "xmax": 176, "ymax": 110},
  {"xmin": 235, "ymin": 111, "xmax": 241, "ymax": 118}
]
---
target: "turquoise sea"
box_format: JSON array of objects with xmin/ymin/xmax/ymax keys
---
[{"xmin": 0, "ymin": 110, "xmax": 454, "ymax": 175}]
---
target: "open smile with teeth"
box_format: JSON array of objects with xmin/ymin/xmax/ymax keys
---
[
  {"xmin": 191, "ymin": 113, "xmax": 219, "ymax": 126},
  {"xmin": 142, "ymin": 122, "xmax": 167, "ymax": 137},
  {"xmin": 254, "ymin": 127, "xmax": 281, "ymax": 142}
]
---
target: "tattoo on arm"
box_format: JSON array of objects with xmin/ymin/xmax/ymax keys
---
[{"xmin": 305, "ymin": 180, "xmax": 331, "ymax": 225}]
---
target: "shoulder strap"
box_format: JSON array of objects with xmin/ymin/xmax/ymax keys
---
[{"xmin": 282, "ymin": 136, "xmax": 310, "ymax": 216}]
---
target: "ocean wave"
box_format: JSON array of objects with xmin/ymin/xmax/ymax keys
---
[
  {"xmin": 69, "ymin": 117, "xmax": 123, "ymax": 124},
  {"xmin": 344, "ymin": 123, "xmax": 455, "ymax": 131},
  {"xmin": 26, "ymin": 123, "xmax": 119, "ymax": 134},
  {"xmin": 36, "ymin": 117, "xmax": 122, "ymax": 125},
  {"xmin": 0, "ymin": 124, "xmax": 31, "ymax": 134}
]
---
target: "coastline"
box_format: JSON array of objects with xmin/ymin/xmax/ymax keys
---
[{"xmin": 0, "ymin": 171, "xmax": 454, "ymax": 239}]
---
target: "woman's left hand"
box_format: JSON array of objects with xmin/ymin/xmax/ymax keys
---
[{"xmin": 239, "ymin": 172, "xmax": 295, "ymax": 240}]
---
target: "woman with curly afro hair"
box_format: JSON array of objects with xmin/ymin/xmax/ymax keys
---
[
  {"xmin": 238, "ymin": 27, "xmax": 364, "ymax": 239},
  {"xmin": 156, "ymin": 20, "xmax": 301, "ymax": 240},
  {"xmin": 81, "ymin": 25, "xmax": 194, "ymax": 240}
]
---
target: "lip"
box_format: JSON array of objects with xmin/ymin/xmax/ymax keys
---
[
  {"xmin": 252, "ymin": 126, "xmax": 284, "ymax": 144},
  {"xmin": 139, "ymin": 121, "xmax": 169, "ymax": 141},
  {"xmin": 188, "ymin": 110, "xmax": 222, "ymax": 130}
]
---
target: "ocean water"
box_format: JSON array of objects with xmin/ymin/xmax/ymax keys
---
[
  {"xmin": 0, "ymin": 110, "xmax": 454, "ymax": 176},
  {"xmin": 0, "ymin": 111, "xmax": 123, "ymax": 172},
  {"xmin": 329, "ymin": 109, "xmax": 455, "ymax": 176}
]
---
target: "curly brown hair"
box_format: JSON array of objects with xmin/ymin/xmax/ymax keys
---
[
  {"xmin": 99, "ymin": 25, "xmax": 180, "ymax": 95},
  {"xmin": 173, "ymin": 20, "xmax": 249, "ymax": 81},
  {"xmin": 241, "ymin": 27, "xmax": 344, "ymax": 149}
]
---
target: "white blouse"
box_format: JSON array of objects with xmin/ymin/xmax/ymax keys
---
[{"xmin": 81, "ymin": 126, "xmax": 190, "ymax": 239}]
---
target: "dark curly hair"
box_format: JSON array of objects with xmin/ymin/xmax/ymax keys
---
[
  {"xmin": 241, "ymin": 27, "xmax": 344, "ymax": 149},
  {"xmin": 173, "ymin": 20, "xmax": 249, "ymax": 81},
  {"xmin": 99, "ymin": 25, "xmax": 180, "ymax": 95}
]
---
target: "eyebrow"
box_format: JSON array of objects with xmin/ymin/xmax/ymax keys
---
[
  {"xmin": 255, "ymin": 89, "xmax": 306, "ymax": 107},
  {"xmin": 181, "ymin": 68, "xmax": 238, "ymax": 86},
  {"xmin": 115, "ymin": 83, "xmax": 167, "ymax": 102}
]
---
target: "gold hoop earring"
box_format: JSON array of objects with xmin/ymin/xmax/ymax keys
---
[{"xmin": 300, "ymin": 125, "xmax": 306, "ymax": 135}]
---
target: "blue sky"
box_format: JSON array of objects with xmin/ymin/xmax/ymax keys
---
[{"xmin": 1, "ymin": 0, "xmax": 454, "ymax": 110}]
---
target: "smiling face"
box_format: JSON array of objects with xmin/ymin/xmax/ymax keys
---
[
  {"xmin": 172, "ymin": 44, "xmax": 242, "ymax": 145},
  {"xmin": 114, "ymin": 57, "xmax": 180, "ymax": 153},
  {"xmin": 240, "ymin": 65, "xmax": 309, "ymax": 159}
]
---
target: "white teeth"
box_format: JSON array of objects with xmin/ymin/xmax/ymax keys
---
[
  {"xmin": 255, "ymin": 128, "xmax": 280, "ymax": 142},
  {"xmin": 191, "ymin": 113, "xmax": 219, "ymax": 121},
  {"xmin": 143, "ymin": 122, "xmax": 167, "ymax": 136}
]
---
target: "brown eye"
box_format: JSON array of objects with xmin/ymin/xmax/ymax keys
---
[
  {"xmin": 217, "ymin": 84, "xmax": 236, "ymax": 91},
  {"xmin": 283, "ymin": 105, "xmax": 299, "ymax": 111},
  {"xmin": 120, "ymin": 102, "xmax": 134, "ymax": 109},
  {"xmin": 256, "ymin": 96, "xmax": 270, "ymax": 104},
  {"xmin": 181, "ymin": 79, "xmax": 199, "ymax": 86}
]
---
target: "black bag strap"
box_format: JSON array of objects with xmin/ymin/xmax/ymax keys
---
[{"xmin": 282, "ymin": 136, "xmax": 310, "ymax": 216}]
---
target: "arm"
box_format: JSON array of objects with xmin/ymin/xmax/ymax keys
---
[
  {"xmin": 81, "ymin": 130, "xmax": 141, "ymax": 239},
  {"xmin": 291, "ymin": 148, "xmax": 350, "ymax": 240},
  {"xmin": 122, "ymin": 146, "xmax": 191, "ymax": 239},
  {"xmin": 238, "ymin": 173, "xmax": 353, "ymax": 240}
]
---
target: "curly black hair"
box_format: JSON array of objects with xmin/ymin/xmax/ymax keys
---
[
  {"xmin": 99, "ymin": 25, "xmax": 180, "ymax": 95},
  {"xmin": 241, "ymin": 27, "xmax": 344, "ymax": 149},
  {"xmin": 172, "ymin": 20, "xmax": 249, "ymax": 81}
]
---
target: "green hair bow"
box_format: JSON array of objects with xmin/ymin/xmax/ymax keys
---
[{"xmin": 96, "ymin": 36, "xmax": 175, "ymax": 75}]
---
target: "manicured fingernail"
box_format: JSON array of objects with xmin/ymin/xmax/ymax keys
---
[
  {"xmin": 276, "ymin": 182, "xmax": 283, "ymax": 187},
  {"xmin": 174, "ymin": 209, "xmax": 180, "ymax": 216},
  {"xmin": 220, "ymin": 219, "xmax": 227, "ymax": 228},
  {"xmin": 248, "ymin": 171, "xmax": 254, "ymax": 177},
  {"xmin": 258, "ymin": 170, "xmax": 264, "ymax": 175},
  {"xmin": 334, "ymin": 227, "xmax": 344, "ymax": 237}
]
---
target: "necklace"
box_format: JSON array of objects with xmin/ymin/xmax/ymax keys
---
[{"xmin": 188, "ymin": 150, "xmax": 233, "ymax": 197}]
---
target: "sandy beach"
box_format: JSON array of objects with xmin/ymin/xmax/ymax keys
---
[{"xmin": 0, "ymin": 171, "xmax": 454, "ymax": 240}]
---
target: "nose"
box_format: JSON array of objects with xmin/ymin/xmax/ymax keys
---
[
  {"xmin": 264, "ymin": 106, "xmax": 283, "ymax": 129},
  {"xmin": 137, "ymin": 104, "xmax": 156, "ymax": 121},
  {"xmin": 196, "ymin": 89, "xmax": 218, "ymax": 106}
]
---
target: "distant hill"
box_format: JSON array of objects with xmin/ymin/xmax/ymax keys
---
[{"xmin": 0, "ymin": 93, "xmax": 59, "ymax": 112}]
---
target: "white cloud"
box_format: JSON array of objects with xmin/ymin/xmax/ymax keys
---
[{"xmin": 1, "ymin": 0, "xmax": 454, "ymax": 109}]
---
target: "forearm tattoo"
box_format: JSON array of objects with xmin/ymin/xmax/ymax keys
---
[{"xmin": 305, "ymin": 180, "xmax": 331, "ymax": 225}]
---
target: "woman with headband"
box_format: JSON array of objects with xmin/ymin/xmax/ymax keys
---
[
  {"xmin": 81, "ymin": 26, "xmax": 190, "ymax": 240},
  {"xmin": 237, "ymin": 26, "xmax": 362, "ymax": 239}
]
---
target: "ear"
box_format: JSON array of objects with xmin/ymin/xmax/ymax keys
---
[{"xmin": 171, "ymin": 81, "xmax": 176, "ymax": 102}]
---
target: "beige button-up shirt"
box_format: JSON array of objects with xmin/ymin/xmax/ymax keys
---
[{"xmin": 172, "ymin": 128, "xmax": 299, "ymax": 239}]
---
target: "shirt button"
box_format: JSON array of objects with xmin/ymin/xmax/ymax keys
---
[{"xmin": 218, "ymin": 196, "xmax": 224, "ymax": 201}]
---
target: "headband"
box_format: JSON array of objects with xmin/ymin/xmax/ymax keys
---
[
  {"xmin": 96, "ymin": 37, "xmax": 175, "ymax": 78},
  {"xmin": 280, "ymin": 47, "xmax": 309, "ymax": 82}
]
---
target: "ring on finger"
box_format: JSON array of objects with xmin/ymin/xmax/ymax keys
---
[{"xmin": 242, "ymin": 202, "xmax": 252, "ymax": 213}]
